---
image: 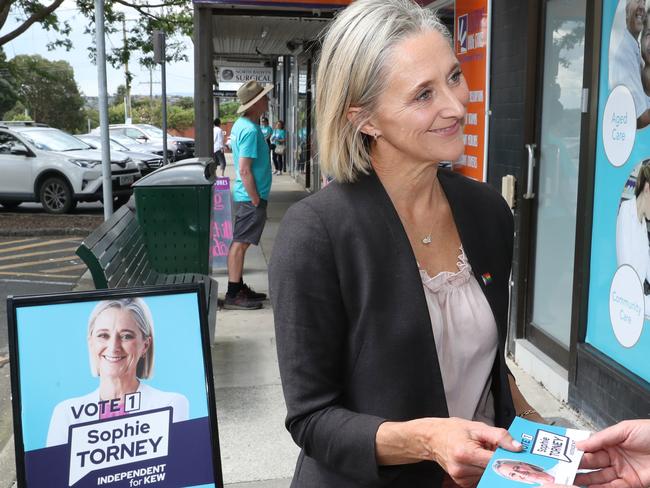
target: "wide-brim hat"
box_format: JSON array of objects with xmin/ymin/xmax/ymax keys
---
[{"xmin": 236, "ymin": 80, "xmax": 273, "ymax": 114}]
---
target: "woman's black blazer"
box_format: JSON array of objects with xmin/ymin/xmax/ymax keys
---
[{"xmin": 269, "ymin": 169, "xmax": 517, "ymax": 487}]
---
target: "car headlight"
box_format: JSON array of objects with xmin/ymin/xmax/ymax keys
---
[{"xmin": 68, "ymin": 159, "xmax": 102, "ymax": 168}]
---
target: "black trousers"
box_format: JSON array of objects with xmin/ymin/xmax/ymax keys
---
[{"xmin": 273, "ymin": 151, "xmax": 284, "ymax": 172}]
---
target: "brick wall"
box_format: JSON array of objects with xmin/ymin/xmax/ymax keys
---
[
  {"xmin": 487, "ymin": 0, "xmax": 531, "ymax": 188},
  {"xmin": 487, "ymin": 0, "xmax": 534, "ymax": 349}
]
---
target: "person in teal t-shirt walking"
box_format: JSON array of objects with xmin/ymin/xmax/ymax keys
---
[{"xmin": 226, "ymin": 80, "xmax": 274, "ymax": 310}]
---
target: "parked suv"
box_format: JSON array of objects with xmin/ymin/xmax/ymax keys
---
[
  {"xmin": 0, "ymin": 126, "xmax": 140, "ymax": 214},
  {"xmin": 100, "ymin": 124, "xmax": 195, "ymax": 161}
]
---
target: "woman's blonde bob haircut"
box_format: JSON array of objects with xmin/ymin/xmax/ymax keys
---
[
  {"xmin": 87, "ymin": 297, "xmax": 155, "ymax": 379},
  {"xmin": 316, "ymin": 0, "xmax": 450, "ymax": 183}
]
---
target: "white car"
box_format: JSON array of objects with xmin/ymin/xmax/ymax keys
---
[
  {"xmin": 76, "ymin": 134, "xmax": 164, "ymax": 176},
  {"xmin": 0, "ymin": 125, "xmax": 141, "ymax": 214},
  {"xmin": 95, "ymin": 124, "xmax": 195, "ymax": 160}
]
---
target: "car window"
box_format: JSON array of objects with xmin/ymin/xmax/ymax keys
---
[
  {"xmin": 18, "ymin": 129, "xmax": 91, "ymax": 151},
  {"xmin": 110, "ymin": 134, "xmax": 135, "ymax": 146},
  {"xmin": 125, "ymin": 128, "xmax": 145, "ymax": 139},
  {"xmin": 138, "ymin": 124, "xmax": 164, "ymax": 138},
  {"xmin": 0, "ymin": 131, "xmax": 23, "ymax": 153},
  {"xmin": 109, "ymin": 139, "xmax": 128, "ymax": 151}
]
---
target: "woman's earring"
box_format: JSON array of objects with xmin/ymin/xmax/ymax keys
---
[{"xmin": 373, "ymin": 132, "xmax": 379, "ymax": 141}]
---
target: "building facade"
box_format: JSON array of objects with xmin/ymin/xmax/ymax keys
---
[{"xmin": 194, "ymin": 0, "xmax": 650, "ymax": 427}]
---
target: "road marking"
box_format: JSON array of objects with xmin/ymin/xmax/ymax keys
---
[
  {"xmin": 0, "ymin": 246, "xmax": 78, "ymax": 263},
  {"xmin": 0, "ymin": 238, "xmax": 38, "ymax": 246},
  {"xmin": 41, "ymin": 263, "xmax": 87, "ymax": 273},
  {"xmin": 0, "ymin": 271, "xmax": 79, "ymax": 279},
  {"xmin": 0, "ymin": 237, "xmax": 80, "ymax": 255},
  {"xmin": 0, "ymin": 255, "xmax": 79, "ymax": 271},
  {"xmin": 0, "ymin": 278, "xmax": 76, "ymax": 286}
]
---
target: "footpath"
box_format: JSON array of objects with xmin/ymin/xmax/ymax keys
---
[{"xmin": 0, "ymin": 163, "xmax": 593, "ymax": 488}]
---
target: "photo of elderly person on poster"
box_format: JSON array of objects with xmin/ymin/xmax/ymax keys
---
[
  {"xmin": 610, "ymin": 0, "xmax": 650, "ymax": 129},
  {"xmin": 46, "ymin": 298, "xmax": 189, "ymax": 447},
  {"xmin": 616, "ymin": 162, "xmax": 650, "ymax": 315},
  {"xmin": 269, "ymin": 0, "xmax": 542, "ymax": 486},
  {"xmin": 492, "ymin": 460, "xmax": 555, "ymax": 486}
]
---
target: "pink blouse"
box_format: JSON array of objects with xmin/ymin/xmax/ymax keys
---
[{"xmin": 419, "ymin": 246, "xmax": 497, "ymax": 425}]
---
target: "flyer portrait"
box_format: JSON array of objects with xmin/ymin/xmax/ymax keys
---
[
  {"xmin": 477, "ymin": 417, "xmax": 589, "ymax": 488},
  {"xmin": 7, "ymin": 284, "xmax": 223, "ymax": 488}
]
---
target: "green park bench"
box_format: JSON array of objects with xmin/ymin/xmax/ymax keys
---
[{"xmin": 75, "ymin": 205, "xmax": 218, "ymax": 340}]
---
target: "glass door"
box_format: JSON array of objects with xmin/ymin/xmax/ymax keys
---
[{"xmin": 526, "ymin": 0, "xmax": 586, "ymax": 367}]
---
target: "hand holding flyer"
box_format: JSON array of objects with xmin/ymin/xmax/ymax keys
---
[{"xmin": 477, "ymin": 417, "xmax": 590, "ymax": 487}]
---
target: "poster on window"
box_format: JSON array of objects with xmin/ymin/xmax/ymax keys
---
[
  {"xmin": 586, "ymin": 0, "xmax": 650, "ymax": 383},
  {"xmin": 8, "ymin": 285, "xmax": 223, "ymax": 487},
  {"xmin": 454, "ymin": 0, "xmax": 490, "ymax": 181}
]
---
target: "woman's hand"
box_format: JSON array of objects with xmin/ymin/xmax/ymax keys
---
[
  {"xmin": 427, "ymin": 418, "xmax": 522, "ymax": 487},
  {"xmin": 376, "ymin": 417, "xmax": 522, "ymax": 487}
]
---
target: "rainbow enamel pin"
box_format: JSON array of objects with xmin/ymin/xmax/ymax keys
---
[{"xmin": 481, "ymin": 272, "xmax": 493, "ymax": 285}]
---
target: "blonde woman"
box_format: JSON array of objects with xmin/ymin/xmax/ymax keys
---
[
  {"xmin": 46, "ymin": 298, "xmax": 189, "ymax": 446},
  {"xmin": 269, "ymin": 0, "xmax": 541, "ymax": 486}
]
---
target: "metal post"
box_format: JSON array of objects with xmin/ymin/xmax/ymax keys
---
[
  {"xmin": 154, "ymin": 30, "xmax": 168, "ymax": 165},
  {"xmin": 123, "ymin": 19, "xmax": 132, "ymax": 124},
  {"xmin": 161, "ymin": 59, "xmax": 168, "ymax": 165},
  {"xmin": 193, "ymin": 7, "xmax": 215, "ymax": 158},
  {"xmin": 95, "ymin": 0, "xmax": 113, "ymax": 220}
]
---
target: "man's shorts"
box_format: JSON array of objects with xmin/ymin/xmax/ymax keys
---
[{"xmin": 232, "ymin": 199, "xmax": 268, "ymax": 245}]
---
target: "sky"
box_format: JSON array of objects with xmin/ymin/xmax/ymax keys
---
[{"xmin": 1, "ymin": 0, "xmax": 195, "ymax": 97}]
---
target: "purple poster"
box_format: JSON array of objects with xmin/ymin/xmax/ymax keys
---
[{"xmin": 210, "ymin": 178, "xmax": 233, "ymax": 271}]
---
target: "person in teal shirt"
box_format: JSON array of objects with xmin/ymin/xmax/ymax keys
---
[
  {"xmin": 260, "ymin": 117, "xmax": 273, "ymax": 144},
  {"xmin": 270, "ymin": 121, "xmax": 287, "ymax": 175},
  {"xmin": 226, "ymin": 80, "xmax": 273, "ymax": 310},
  {"xmin": 260, "ymin": 116, "xmax": 273, "ymax": 163}
]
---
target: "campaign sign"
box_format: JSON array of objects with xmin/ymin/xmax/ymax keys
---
[
  {"xmin": 7, "ymin": 284, "xmax": 223, "ymax": 488},
  {"xmin": 454, "ymin": 0, "xmax": 490, "ymax": 181},
  {"xmin": 478, "ymin": 417, "xmax": 590, "ymax": 487},
  {"xmin": 210, "ymin": 177, "xmax": 233, "ymax": 271}
]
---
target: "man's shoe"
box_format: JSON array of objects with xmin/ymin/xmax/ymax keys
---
[
  {"xmin": 241, "ymin": 283, "xmax": 267, "ymax": 301},
  {"xmin": 224, "ymin": 291, "xmax": 263, "ymax": 310}
]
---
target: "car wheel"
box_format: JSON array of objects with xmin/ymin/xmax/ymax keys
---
[
  {"xmin": 39, "ymin": 176, "xmax": 74, "ymax": 214},
  {"xmin": 0, "ymin": 201, "xmax": 22, "ymax": 210}
]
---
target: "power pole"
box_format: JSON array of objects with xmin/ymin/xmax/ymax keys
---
[
  {"xmin": 123, "ymin": 19, "xmax": 132, "ymax": 123},
  {"xmin": 153, "ymin": 31, "xmax": 168, "ymax": 165},
  {"xmin": 95, "ymin": 0, "xmax": 113, "ymax": 219},
  {"xmin": 139, "ymin": 68, "xmax": 160, "ymax": 108}
]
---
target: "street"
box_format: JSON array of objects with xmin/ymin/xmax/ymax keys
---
[{"xmin": 0, "ymin": 204, "xmax": 101, "ymax": 463}]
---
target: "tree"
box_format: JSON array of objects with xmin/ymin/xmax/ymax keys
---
[
  {"xmin": 0, "ymin": 0, "xmax": 192, "ymax": 69},
  {"xmin": 113, "ymin": 84, "xmax": 127, "ymax": 106},
  {"xmin": 0, "ymin": 48, "xmax": 19, "ymax": 118},
  {"xmin": 10, "ymin": 54, "xmax": 85, "ymax": 132},
  {"xmin": 167, "ymin": 104, "xmax": 193, "ymax": 131}
]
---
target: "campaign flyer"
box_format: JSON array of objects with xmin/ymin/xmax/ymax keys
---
[
  {"xmin": 478, "ymin": 417, "xmax": 590, "ymax": 487},
  {"xmin": 9, "ymin": 288, "xmax": 222, "ymax": 488}
]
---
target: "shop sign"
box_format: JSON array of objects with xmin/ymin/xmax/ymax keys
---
[
  {"xmin": 217, "ymin": 66, "xmax": 273, "ymax": 84},
  {"xmin": 210, "ymin": 177, "xmax": 233, "ymax": 271},
  {"xmin": 586, "ymin": 0, "xmax": 650, "ymax": 382},
  {"xmin": 7, "ymin": 286, "xmax": 223, "ymax": 487},
  {"xmin": 454, "ymin": 0, "xmax": 490, "ymax": 181}
]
